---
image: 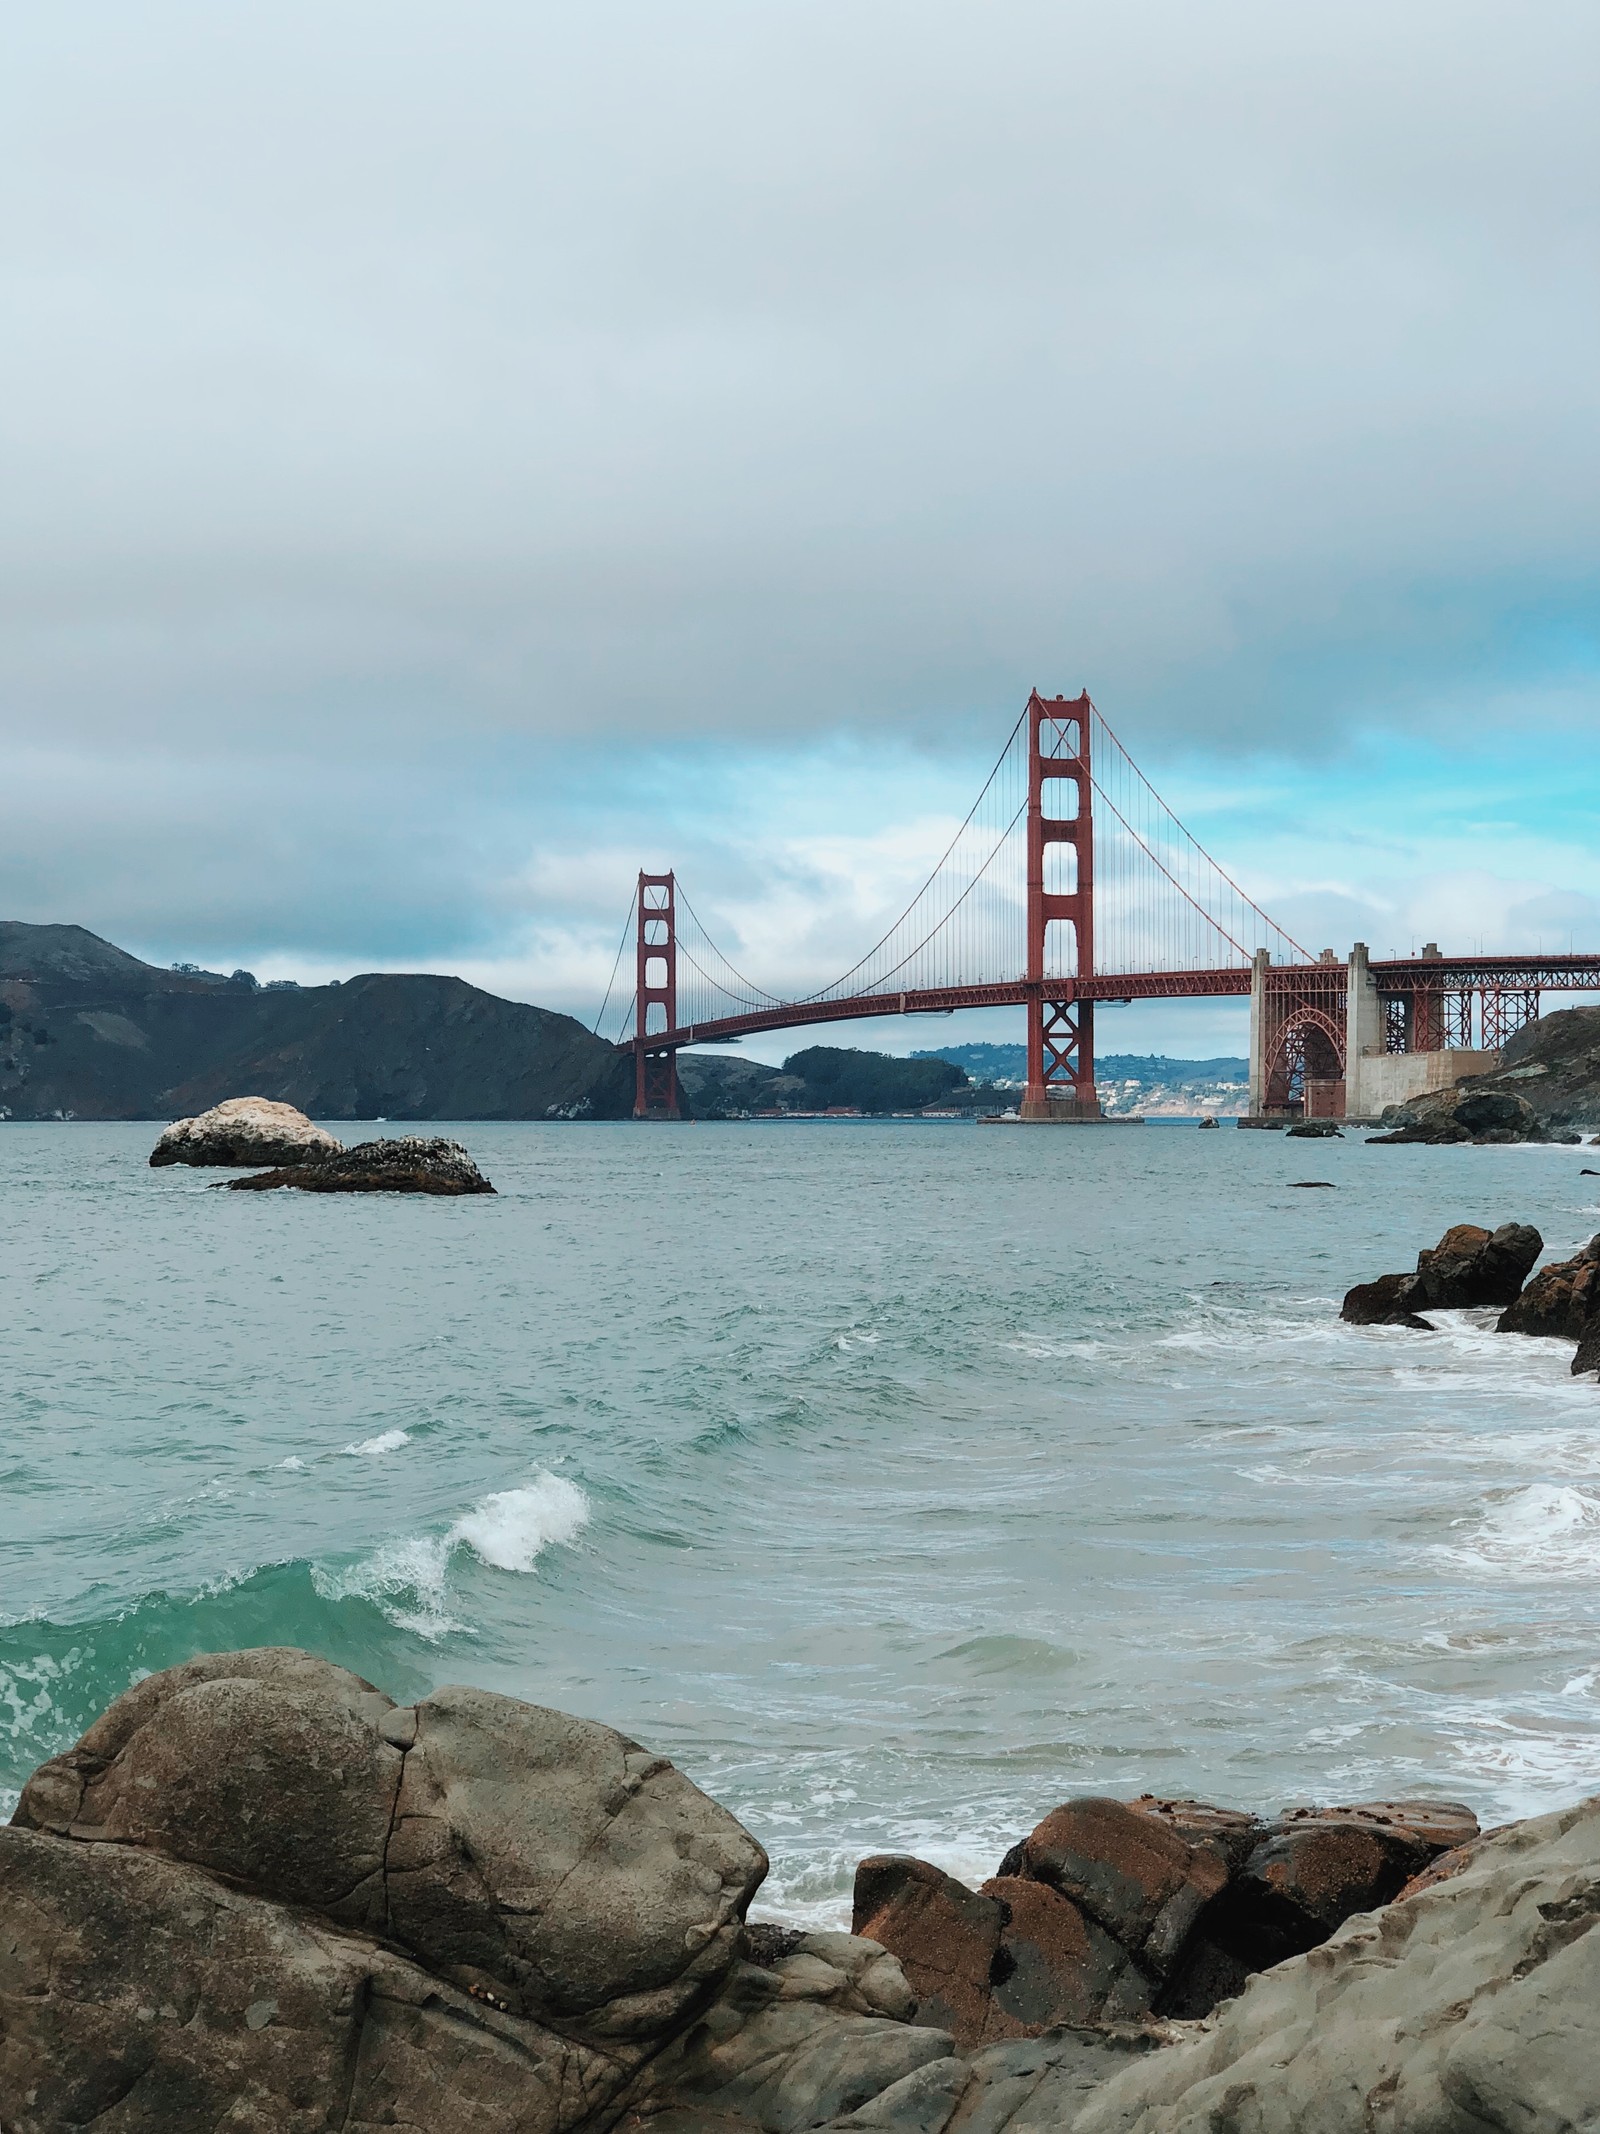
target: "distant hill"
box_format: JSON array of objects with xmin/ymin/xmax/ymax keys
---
[
  {"xmin": 911, "ymin": 1042, "xmax": 1248, "ymax": 1086},
  {"xmin": 0, "ymin": 921, "xmax": 631, "ymax": 1121},
  {"xmin": 678, "ymin": 1045, "xmax": 972, "ymax": 1115}
]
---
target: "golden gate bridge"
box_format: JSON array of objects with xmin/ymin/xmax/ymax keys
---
[{"xmin": 596, "ymin": 692, "xmax": 1600, "ymax": 1121}]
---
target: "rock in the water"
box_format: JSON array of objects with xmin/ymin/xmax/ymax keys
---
[
  {"xmin": 1497, "ymin": 1233, "xmax": 1600, "ymax": 1338},
  {"xmin": 1341, "ymin": 1221, "xmax": 1542, "ymax": 1326},
  {"xmin": 1339, "ymin": 1270, "xmax": 1435, "ymax": 1329},
  {"xmin": 1074, "ymin": 1796, "xmax": 1598, "ymax": 2134},
  {"xmin": 149, "ymin": 1095, "xmax": 342, "ymax": 1167},
  {"xmin": 1414, "ymin": 1220, "xmax": 1543, "ymax": 1306},
  {"xmin": 1197, "ymin": 1116, "xmax": 1220, "ymax": 1129},
  {"xmin": 225, "ymin": 1134, "xmax": 495, "ymax": 1194},
  {"xmin": 1285, "ymin": 1120, "xmax": 1340, "ymax": 1137}
]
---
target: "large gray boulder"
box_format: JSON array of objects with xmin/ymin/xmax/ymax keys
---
[
  {"xmin": 8, "ymin": 1649, "xmax": 769, "ymax": 2129},
  {"xmin": 0, "ymin": 1825, "xmax": 620, "ymax": 2134}
]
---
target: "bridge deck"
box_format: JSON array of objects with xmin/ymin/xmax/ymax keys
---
[{"xmin": 625, "ymin": 954, "xmax": 1600, "ymax": 1055}]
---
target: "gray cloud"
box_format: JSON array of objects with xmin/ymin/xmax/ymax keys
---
[
  {"xmin": 2, "ymin": 1, "xmax": 1596, "ymax": 995},
  {"xmin": 3, "ymin": 0, "xmax": 1595, "ymax": 754}
]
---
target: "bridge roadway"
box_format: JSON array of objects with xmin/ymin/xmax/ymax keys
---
[{"xmin": 625, "ymin": 953, "xmax": 1600, "ymax": 1054}]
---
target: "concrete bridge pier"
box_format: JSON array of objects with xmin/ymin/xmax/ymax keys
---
[{"xmin": 1249, "ymin": 941, "xmax": 1501, "ymax": 1121}]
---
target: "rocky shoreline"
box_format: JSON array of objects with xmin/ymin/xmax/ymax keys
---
[
  {"xmin": 1341, "ymin": 1217, "xmax": 1600, "ymax": 1374},
  {"xmin": 4, "ymin": 1648, "xmax": 1593, "ymax": 2132}
]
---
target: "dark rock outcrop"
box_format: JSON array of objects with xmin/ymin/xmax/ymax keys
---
[
  {"xmin": 149, "ymin": 1095, "xmax": 343, "ymax": 1167},
  {"xmin": 852, "ymin": 1792, "xmax": 1476, "ymax": 2051},
  {"xmin": 1340, "ymin": 1271, "xmax": 1438, "ymax": 1330},
  {"xmin": 1371, "ymin": 1087, "xmax": 1545, "ymax": 1144},
  {"xmin": 1340, "ymin": 1221, "xmax": 1542, "ymax": 1327},
  {"xmin": 0, "ymin": 919, "xmax": 633, "ymax": 1120},
  {"xmin": 224, "ymin": 1135, "xmax": 495, "ymax": 1194}
]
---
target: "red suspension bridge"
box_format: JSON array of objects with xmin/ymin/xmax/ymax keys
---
[{"xmin": 597, "ymin": 692, "xmax": 1600, "ymax": 1121}]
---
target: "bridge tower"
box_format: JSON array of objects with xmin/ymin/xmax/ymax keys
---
[
  {"xmin": 1022, "ymin": 691, "xmax": 1099, "ymax": 1119},
  {"xmin": 633, "ymin": 871, "xmax": 682, "ymax": 1119}
]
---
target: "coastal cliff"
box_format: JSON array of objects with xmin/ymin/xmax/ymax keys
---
[{"xmin": 0, "ymin": 922, "xmax": 632, "ymax": 1121}]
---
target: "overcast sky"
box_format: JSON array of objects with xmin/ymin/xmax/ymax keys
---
[{"xmin": 3, "ymin": 2, "xmax": 1596, "ymax": 1056}]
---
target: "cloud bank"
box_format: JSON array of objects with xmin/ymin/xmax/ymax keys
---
[{"xmin": 1, "ymin": 1, "xmax": 1596, "ymax": 1038}]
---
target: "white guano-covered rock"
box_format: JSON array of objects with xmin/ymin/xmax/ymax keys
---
[{"xmin": 149, "ymin": 1096, "xmax": 342, "ymax": 1167}]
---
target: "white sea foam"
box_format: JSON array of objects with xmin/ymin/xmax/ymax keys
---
[
  {"xmin": 314, "ymin": 1471, "xmax": 590, "ymax": 1637},
  {"xmin": 450, "ymin": 1473, "xmax": 589, "ymax": 1571},
  {"xmin": 1434, "ymin": 1483, "xmax": 1600, "ymax": 1581},
  {"xmin": 343, "ymin": 1429, "xmax": 410, "ymax": 1457},
  {"xmin": 277, "ymin": 1456, "xmax": 305, "ymax": 1470}
]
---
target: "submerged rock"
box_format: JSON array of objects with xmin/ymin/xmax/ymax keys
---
[
  {"xmin": 149, "ymin": 1095, "xmax": 342, "ymax": 1167},
  {"xmin": 225, "ymin": 1134, "xmax": 495, "ymax": 1194}
]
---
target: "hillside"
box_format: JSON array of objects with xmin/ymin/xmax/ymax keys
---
[
  {"xmin": 0, "ymin": 922, "xmax": 632, "ymax": 1121},
  {"xmin": 678, "ymin": 1046, "xmax": 977, "ymax": 1116},
  {"xmin": 1448, "ymin": 1005, "xmax": 1600, "ymax": 1130}
]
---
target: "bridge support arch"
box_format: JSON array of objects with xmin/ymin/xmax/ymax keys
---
[{"xmin": 1022, "ymin": 691, "xmax": 1100, "ymax": 1119}]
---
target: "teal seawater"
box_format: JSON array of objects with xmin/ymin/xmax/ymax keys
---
[{"xmin": 5, "ymin": 1121, "xmax": 1600, "ymax": 1922}]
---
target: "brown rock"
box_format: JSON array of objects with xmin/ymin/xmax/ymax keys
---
[
  {"xmin": 1415, "ymin": 1221, "xmax": 1543, "ymax": 1308},
  {"xmin": 1498, "ymin": 1236, "xmax": 1600, "ymax": 1337},
  {"xmin": 850, "ymin": 1854, "xmax": 1151, "ymax": 2050},
  {"xmin": 1125, "ymin": 1796, "xmax": 1266, "ymax": 1876},
  {"xmin": 1339, "ymin": 1272, "xmax": 1434, "ymax": 1329},
  {"xmin": 852, "ymin": 1855, "xmax": 1015, "ymax": 2048},
  {"xmin": 1006, "ymin": 1797, "xmax": 1228, "ymax": 1976},
  {"xmin": 1206, "ymin": 1801, "xmax": 1477, "ymax": 1970},
  {"xmin": 979, "ymin": 1875, "xmax": 1150, "ymax": 2033}
]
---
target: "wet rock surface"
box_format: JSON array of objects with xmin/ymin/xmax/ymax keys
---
[
  {"xmin": 224, "ymin": 1133, "xmax": 496, "ymax": 1194},
  {"xmin": 1497, "ymin": 1231, "xmax": 1600, "ymax": 1353},
  {"xmin": 1340, "ymin": 1221, "xmax": 1542, "ymax": 1327},
  {"xmin": 149, "ymin": 1094, "xmax": 342, "ymax": 1167}
]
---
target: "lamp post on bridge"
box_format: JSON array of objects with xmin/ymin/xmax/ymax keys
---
[{"xmin": 1021, "ymin": 691, "xmax": 1100, "ymax": 1120}]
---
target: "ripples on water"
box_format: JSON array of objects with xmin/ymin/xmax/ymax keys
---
[{"xmin": 4, "ymin": 1119, "xmax": 1600, "ymax": 1923}]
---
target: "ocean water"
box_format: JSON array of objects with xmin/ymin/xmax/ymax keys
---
[{"xmin": 5, "ymin": 1119, "xmax": 1600, "ymax": 1923}]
